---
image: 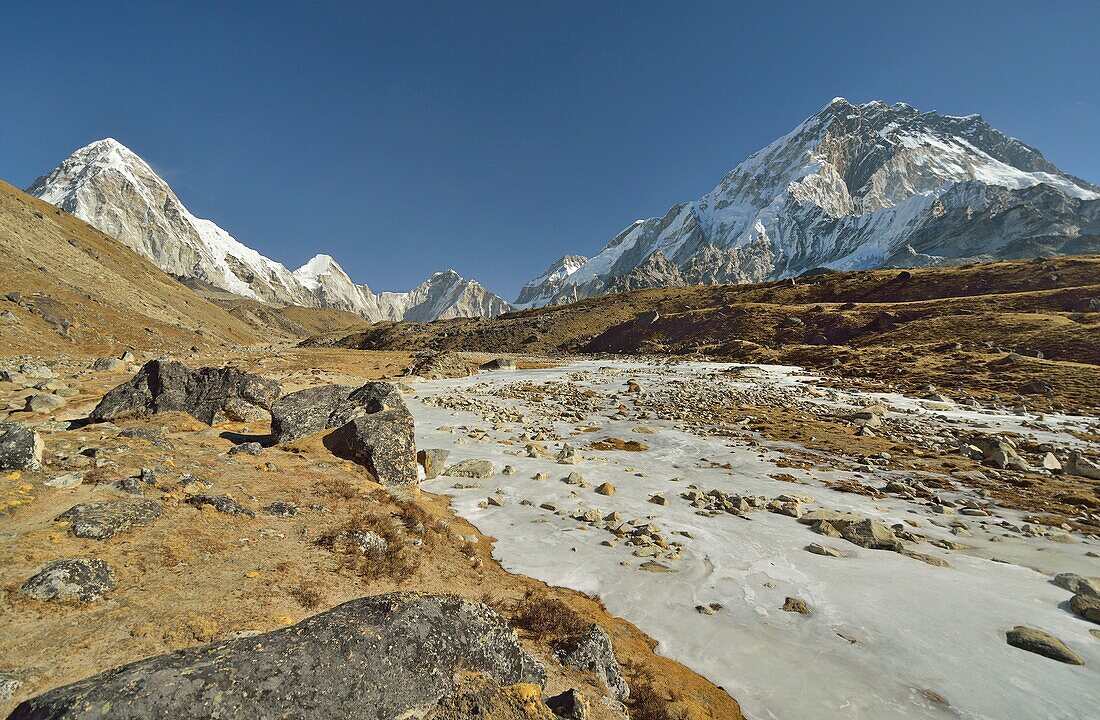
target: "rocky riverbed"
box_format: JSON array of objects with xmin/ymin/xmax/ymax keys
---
[{"xmin": 409, "ymin": 359, "xmax": 1100, "ymax": 720}]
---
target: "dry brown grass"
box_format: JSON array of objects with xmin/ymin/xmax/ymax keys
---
[
  {"xmin": 508, "ymin": 590, "xmax": 586, "ymax": 640},
  {"xmin": 286, "ymin": 580, "xmax": 325, "ymax": 610}
]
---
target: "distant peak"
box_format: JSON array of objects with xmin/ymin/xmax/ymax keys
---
[{"xmin": 76, "ymin": 137, "xmax": 138, "ymax": 158}]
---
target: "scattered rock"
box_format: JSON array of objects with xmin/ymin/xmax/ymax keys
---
[
  {"xmin": 185, "ymin": 494, "xmax": 255, "ymax": 517},
  {"xmin": 20, "ymin": 558, "xmax": 114, "ymax": 601},
  {"xmin": 44, "ymin": 471, "xmax": 84, "ymax": 489},
  {"xmin": 594, "ymin": 482, "xmax": 615, "ymax": 496},
  {"xmin": 1053, "ymin": 573, "xmax": 1100, "ymax": 597},
  {"xmin": 898, "ymin": 549, "xmax": 952, "ymax": 568},
  {"xmin": 91, "ymin": 357, "xmax": 125, "ymax": 372},
  {"xmin": 7, "ymin": 593, "xmax": 546, "ymax": 720},
  {"xmin": 545, "ymin": 689, "xmax": 588, "ymax": 720},
  {"xmin": 1005, "ymin": 626, "xmax": 1083, "ymax": 664},
  {"xmin": 262, "ymin": 501, "xmax": 299, "ymax": 517},
  {"xmin": 780, "ymin": 597, "xmax": 812, "ymax": 615},
  {"xmin": 444, "ymin": 459, "xmax": 495, "ymax": 479},
  {"xmin": 1070, "ymin": 593, "xmax": 1100, "ymax": 624},
  {"xmin": 480, "ymin": 358, "xmax": 517, "ymax": 371},
  {"xmin": 806, "ymin": 543, "xmax": 844, "ymax": 557},
  {"xmin": 56, "ymin": 499, "xmax": 162, "ymax": 540},
  {"xmin": 418, "ymin": 448, "xmax": 451, "ymax": 479},
  {"xmin": 24, "ymin": 393, "xmax": 65, "ymax": 413},
  {"xmin": 840, "ymin": 519, "xmax": 902, "ymax": 551},
  {"xmin": 227, "ymin": 442, "xmax": 263, "ymax": 456}
]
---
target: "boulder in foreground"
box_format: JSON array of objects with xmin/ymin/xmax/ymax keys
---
[
  {"xmin": 324, "ymin": 410, "xmax": 418, "ymax": 485},
  {"xmin": 270, "ymin": 381, "xmax": 405, "ymax": 443},
  {"xmin": 90, "ymin": 360, "xmax": 280, "ymax": 425},
  {"xmin": 8, "ymin": 593, "xmax": 546, "ymax": 720}
]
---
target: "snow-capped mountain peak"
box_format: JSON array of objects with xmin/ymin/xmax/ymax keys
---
[
  {"xmin": 28, "ymin": 140, "xmax": 511, "ymax": 322},
  {"xmin": 519, "ymin": 99, "xmax": 1099, "ymax": 306}
]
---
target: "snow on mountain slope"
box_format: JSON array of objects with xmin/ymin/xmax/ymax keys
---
[
  {"xmin": 519, "ymin": 99, "xmax": 1100, "ymax": 306},
  {"xmin": 513, "ymin": 254, "xmax": 588, "ymax": 308},
  {"xmin": 377, "ymin": 270, "xmax": 512, "ymax": 322},
  {"xmin": 27, "ymin": 139, "xmax": 510, "ymax": 321}
]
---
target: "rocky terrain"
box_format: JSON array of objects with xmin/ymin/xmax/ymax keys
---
[
  {"xmin": 516, "ymin": 99, "xmax": 1099, "ymax": 306},
  {"xmin": 27, "ymin": 139, "xmax": 510, "ymax": 322},
  {"xmin": 317, "ymin": 254, "xmax": 1100, "ymax": 414},
  {"xmin": 409, "ymin": 360, "xmax": 1100, "ymax": 719}
]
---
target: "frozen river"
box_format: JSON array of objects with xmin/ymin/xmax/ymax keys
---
[{"xmin": 408, "ymin": 360, "xmax": 1099, "ymax": 720}]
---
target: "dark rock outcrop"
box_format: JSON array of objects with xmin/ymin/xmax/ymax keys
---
[
  {"xmin": 8, "ymin": 593, "xmax": 546, "ymax": 720},
  {"xmin": 269, "ymin": 381, "xmax": 404, "ymax": 443},
  {"xmin": 0, "ymin": 422, "xmax": 43, "ymax": 471},
  {"xmin": 20, "ymin": 559, "xmax": 115, "ymax": 602},
  {"xmin": 324, "ymin": 411, "xmax": 418, "ymax": 485},
  {"xmin": 90, "ymin": 360, "xmax": 280, "ymax": 425},
  {"xmin": 56, "ymin": 500, "xmax": 162, "ymax": 540}
]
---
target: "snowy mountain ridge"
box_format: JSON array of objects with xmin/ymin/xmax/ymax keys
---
[
  {"xmin": 27, "ymin": 139, "xmax": 510, "ymax": 322},
  {"xmin": 517, "ymin": 98, "xmax": 1100, "ymax": 306}
]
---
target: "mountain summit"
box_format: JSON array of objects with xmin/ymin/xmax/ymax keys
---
[
  {"xmin": 517, "ymin": 99, "xmax": 1099, "ymax": 306},
  {"xmin": 27, "ymin": 139, "xmax": 510, "ymax": 322}
]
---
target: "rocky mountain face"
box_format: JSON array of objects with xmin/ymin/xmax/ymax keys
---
[
  {"xmin": 28, "ymin": 139, "xmax": 510, "ymax": 322},
  {"xmin": 518, "ymin": 99, "xmax": 1100, "ymax": 306},
  {"xmin": 513, "ymin": 254, "xmax": 587, "ymax": 308}
]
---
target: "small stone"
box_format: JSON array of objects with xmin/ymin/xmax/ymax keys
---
[
  {"xmin": 444, "ymin": 459, "xmax": 495, "ymax": 478},
  {"xmin": 781, "ymin": 597, "xmax": 812, "ymax": 615},
  {"xmin": 1053, "ymin": 573, "xmax": 1100, "ymax": 597},
  {"xmin": 263, "ymin": 501, "xmax": 299, "ymax": 517},
  {"xmin": 594, "ymin": 482, "xmax": 615, "ymax": 496},
  {"xmin": 502, "ymin": 464, "xmax": 517, "ymax": 476},
  {"xmin": 806, "ymin": 543, "xmax": 844, "ymax": 557},
  {"xmin": 1070, "ymin": 593, "xmax": 1100, "ymax": 624},
  {"xmin": 1005, "ymin": 626, "xmax": 1083, "ymax": 664},
  {"xmin": 228, "ymin": 442, "xmax": 263, "ymax": 456},
  {"xmin": 648, "ymin": 493, "xmax": 669, "ymax": 506},
  {"xmin": 44, "ymin": 471, "xmax": 84, "ymax": 489},
  {"xmin": 185, "ymin": 494, "xmax": 255, "ymax": 517},
  {"xmin": 417, "ymin": 448, "xmax": 450, "ymax": 479},
  {"xmin": 546, "ymin": 689, "xmax": 588, "ymax": 720}
]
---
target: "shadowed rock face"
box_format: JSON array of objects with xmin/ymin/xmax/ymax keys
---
[
  {"xmin": 269, "ymin": 381, "xmax": 404, "ymax": 443},
  {"xmin": 8, "ymin": 593, "xmax": 546, "ymax": 720},
  {"xmin": 90, "ymin": 360, "xmax": 280, "ymax": 425}
]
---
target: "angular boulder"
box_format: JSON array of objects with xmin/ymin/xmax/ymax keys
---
[
  {"xmin": 1070, "ymin": 593, "xmax": 1100, "ymax": 624},
  {"xmin": 8, "ymin": 593, "xmax": 546, "ymax": 720},
  {"xmin": 480, "ymin": 358, "xmax": 516, "ymax": 371},
  {"xmin": 56, "ymin": 499, "xmax": 162, "ymax": 540},
  {"xmin": 554, "ymin": 624, "xmax": 629, "ymax": 701},
  {"xmin": 270, "ymin": 381, "xmax": 405, "ymax": 443},
  {"xmin": 91, "ymin": 360, "xmax": 280, "ymax": 425},
  {"xmin": 20, "ymin": 559, "xmax": 114, "ymax": 601},
  {"xmin": 0, "ymin": 422, "xmax": 43, "ymax": 471},
  {"xmin": 324, "ymin": 410, "xmax": 418, "ymax": 486},
  {"xmin": 840, "ymin": 519, "xmax": 903, "ymax": 551},
  {"xmin": 418, "ymin": 448, "xmax": 450, "ymax": 480}
]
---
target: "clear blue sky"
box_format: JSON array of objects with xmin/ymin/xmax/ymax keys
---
[{"xmin": 2, "ymin": 1, "xmax": 1097, "ymax": 300}]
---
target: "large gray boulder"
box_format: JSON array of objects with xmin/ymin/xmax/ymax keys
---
[
  {"xmin": 324, "ymin": 410, "xmax": 418, "ymax": 485},
  {"xmin": 0, "ymin": 422, "xmax": 43, "ymax": 471},
  {"xmin": 8, "ymin": 593, "xmax": 546, "ymax": 720},
  {"xmin": 20, "ymin": 559, "xmax": 115, "ymax": 601},
  {"xmin": 554, "ymin": 624, "xmax": 629, "ymax": 701},
  {"xmin": 90, "ymin": 360, "xmax": 280, "ymax": 425},
  {"xmin": 56, "ymin": 500, "xmax": 162, "ymax": 540},
  {"xmin": 270, "ymin": 381, "xmax": 405, "ymax": 443}
]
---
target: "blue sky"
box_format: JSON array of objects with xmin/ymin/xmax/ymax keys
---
[{"xmin": 2, "ymin": 1, "xmax": 1097, "ymax": 300}]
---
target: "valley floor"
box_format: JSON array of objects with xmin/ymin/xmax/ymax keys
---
[{"xmin": 409, "ymin": 360, "xmax": 1100, "ymax": 720}]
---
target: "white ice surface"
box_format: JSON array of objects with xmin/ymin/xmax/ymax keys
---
[{"xmin": 409, "ymin": 360, "xmax": 1100, "ymax": 720}]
